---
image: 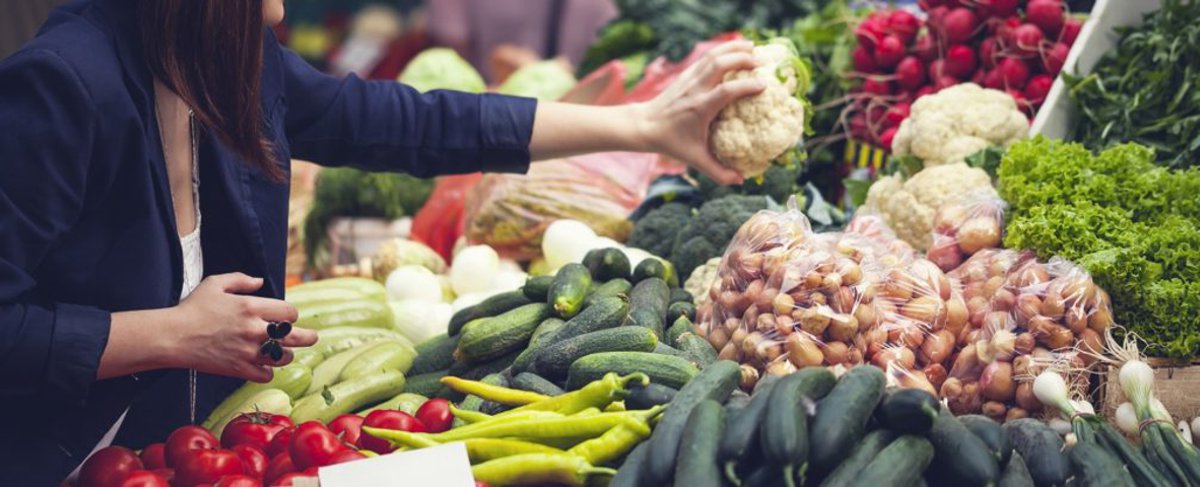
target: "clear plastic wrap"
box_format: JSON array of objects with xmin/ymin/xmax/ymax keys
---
[{"xmin": 927, "ymin": 192, "xmax": 1008, "ymax": 272}]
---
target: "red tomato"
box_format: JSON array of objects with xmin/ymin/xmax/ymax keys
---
[
  {"xmin": 415, "ymin": 399, "xmax": 452, "ymax": 433},
  {"xmin": 118, "ymin": 470, "xmax": 169, "ymax": 487},
  {"xmin": 222, "ymin": 413, "xmax": 294, "ymax": 451},
  {"xmin": 139, "ymin": 443, "xmax": 167, "ymax": 470},
  {"xmin": 289, "ymin": 422, "xmax": 345, "ymax": 470},
  {"xmin": 326, "ymin": 414, "xmax": 365, "ymax": 446},
  {"xmin": 165, "ymin": 426, "xmax": 219, "ymax": 468},
  {"xmin": 475, "ymin": 482, "xmax": 490, "ymax": 487},
  {"xmin": 79, "ymin": 446, "xmax": 144, "ymax": 487},
  {"xmin": 231, "ymin": 444, "xmax": 268, "ymax": 479},
  {"xmin": 264, "ymin": 427, "xmax": 295, "ymax": 458},
  {"xmin": 263, "ymin": 452, "xmax": 295, "ymax": 485},
  {"xmin": 174, "ymin": 449, "xmax": 246, "ymax": 486},
  {"xmin": 151, "ymin": 469, "xmax": 175, "ymax": 484},
  {"xmin": 358, "ymin": 410, "xmax": 425, "ymax": 454},
  {"xmin": 270, "ymin": 472, "xmax": 315, "ymax": 487},
  {"xmin": 326, "ymin": 449, "xmax": 366, "ymax": 465},
  {"xmin": 214, "ymin": 474, "xmax": 262, "ymax": 487}
]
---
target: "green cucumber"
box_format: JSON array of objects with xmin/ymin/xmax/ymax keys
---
[
  {"xmin": 410, "ymin": 333, "xmax": 460, "ymax": 375},
  {"xmin": 610, "ymin": 441, "xmax": 650, "ymax": 487},
  {"xmin": 674, "ymin": 399, "xmax": 725, "ymax": 487},
  {"xmin": 1003, "ymin": 418, "xmax": 1067, "ymax": 487},
  {"xmin": 854, "ymin": 435, "xmax": 935, "ymax": 487},
  {"xmin": 339, "ymin": 339, "xmax": 416, "ymax": 380},
  {"xmin": 666, "ymin": 315, "xmax": 693, "ymax": 348},
  {"xmin": 296, "ymin": 300, "xmax": 393, "ymax": 330},
  {"xmin": 583, "ymin": 278, "xmax": 633, "ymax": 308},
  {"xmin": 306, "ymin": 342, "xmax": 380, "ymax": 396},
  {"xmin": 511, "ymin": 318, "xmax": 566, "ymax": 374},
  {"xmin": 454, "ymin": 373, "xmax": 508, "ymax": 427},
  {"xmin": 808, "ymin": 365, "xmax": 886, "ymax": 476},
  {"xmin": 675, "ymin": 332, "xmax": 718, "ymax": 368},
  {"xmin": 997, "ymin": 452, "xmax": 1035, "ymax": 487},
  {"xmin": 286, "ymin": 277, "xmax": 387, "ymax": 309},
  {"xmin": 875, "ymin": 388, "xmax": 940, "ymax": 435},
  {"xmin": 534, "ymin": 327, "xmax": 658, "ymax": 380},
  {"xmin": 633, "ymin": 258, "xmax": 677, "ymax": 287},
  {"xmin": 960, "ymin": 414, "xmax": 1012, "ymax": 468},
  {"xmin": 583, "ymin": 247, "xmax": 632, "ymax": 282},
  {"xmin": 404, "ymin": 370, "xmax": 449, "ymax": 397},
  {"xmin": 291, "ymin": 369, "xmax": 406, "ymax": 423},
  {"xmin": 549, "ymin": 295, "xmax": 629, "ymax": 343},
  {"xmin": 653, "ymin": 342, "xmax": 693, "ymax": 362},
  {"xmin": 456, "ymin": 303, "xmax": 552, "ymax": 362},
  {"xmin": 1069, "ymin": 441, "xmax": 1135, "ymax": 487},
  {"xmin": 669, "ymin": 288, "xmax": 694, "ymax": 304},
  {"xmin": 202, "ymin": 364, "xmax": 311, "ymax": 430},
  {"xmin": 626, "ymin": 383, "xmax": 677, "ymax": 411},
  {"xmin": 293, "ymin": 348, "xmax": 325, "ymax": 369},
  {"xmin": 762, "ymin": 367, "xmax": 837, "ymax": 486},
  {"xmin": 639, "ymin": 360, "xmax": 740, "ymax": 484},
  {"xmin": 447, "ymin": 348, "xmax": 521, "ymax": 382},
  {"xmin": 719, "ymin": 375, "xmax": 780, "ymax": 485},
  {"xmin": 566, "ymin": 352, "xmax": 698, "ymax": 391},
  {"xmin": 928, "ymin": 407, "xmax": 1000, "ymax": 486},
  {"xmin": 448, "ymin": 290, "xmax": 532, "ymax": 336},
  {"xmin": 819, "ymin": 430, "xmax": 898, "ymax": 487},
  {"xmin": 742, "ymin": 462, "xmax": 787, "ymax": 487},
  {"xmin": 626, "ymin": 278, "xmax": 670, "ymax": 338},
  {"xmin": 667, "ymin": 301, "xmax": 696, "ymax": 321},
  {"xmin": 549, "ymin": 263, "xmax": 592, "ymax": 319},
  {"xmin": 357, "ymin": 392, "xmax": 428, "ymax": 416},
  {"xmin": 511, "ymin": 372, "xmax": 564, "ymax": 397},
  {"xmin": 522, "ymin": 275, "xmax": 554, "ymax": 301}
]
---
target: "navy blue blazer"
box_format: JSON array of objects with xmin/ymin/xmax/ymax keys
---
[{"xmin": 0, "ymin": 0, "xmax": 536, "ymax": 482}]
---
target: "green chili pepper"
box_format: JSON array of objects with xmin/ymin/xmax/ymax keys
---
[
  {"xmin": 449, "ymin": 404, "xmax": 494, "ymax": 424},
  {"xmin": 567, "ymin": 419, "xmax": 654, "ymax": 465},
  {"xmin": 428, "ymin": 407, "xmax": 663, "ymax": 444},
  {"xmin": 471, "ymin": 453, "xmax": 616, "ymax": 487},
  {"xmin": 501, "ymin": 372, "xmax": 649, "ymax": 416},
  {"xmin": 462, "ymin": 438, "xmax": 566, "ymax": 464},
  {"xmin": 440, "ymin": 376, "xmax": 550, "ymax": 406}
]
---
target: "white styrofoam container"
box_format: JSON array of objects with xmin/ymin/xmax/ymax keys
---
[{"xmin": 1030, "ymin": 0, "xmax": 1163, "ymax": 139}]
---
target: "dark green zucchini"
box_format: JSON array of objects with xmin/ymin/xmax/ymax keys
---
[
  {"xmin": 1069, "ymin": 442, "xmax": 1135, "ymax": 487},
  {"xmin": 447, "ymin": 290, "xmax": 531, "ymax": 336},
  {"xmin": 960, "ymin": 414, "xmax": 1012, "ymax": 468},
  {"xmin": 626, "ymin": 382, "xmax": 678, "ymax": 411},
  {"xmin": 610, "ymin": 441, "xmax": 650, "ymax": 487},
  {"xmin": 511, "ymin": 372, "xmax": 564, "ymax": 397},
  {"xmin": 550, "ymin": 295, "xmax": 629, "ymax": 343},
  {"xmin": 583, "ymin": 278, "xmax": 633, "ymax": 308},
  {"xmin": 667, "ymin": 301, "xmax": 697, "ymax": 321},
  {"xmin": 875, "ymin": 388, "xmax": 940, "ymax": 435},
  {"xmin": 639, "ymin": 360, "xmax": 740, "ymax": 484},
  {"xmin": 626, "ymin": 277, "xmax": 670, "ymax": 338},
  {"xmin": 583, "ymin": 247, "xmax": 632, "ymax": 282},
  {"xmin": 762, "ymin": 367, "xmax": 837, "ymax": 487},
  {"xmin": 455, "ymin": 303, "xmax": 551, "ymax": 362},
  {"xmin": 673, "ymin": 399, "xmax": 725, "ymax": 487},
  {"xmin": 666, "ymin": 315, "xmax": 694, "ymax": 348},
  {"xmin": 928, "ymin": 407, "xmax": 1000, "ymax": 486},
  {"xmin": 742, "ymin": 462, "xmax": 787, "ymax": 487},
  {"xmin": 510, "ymin": 317, "xmax": 566, "ymax": 374},
  {"xmin": 454, "ymin": 373, "xmax": 508, "ymax": 427},
  {"xmin": 446, "ymin": 348, "xmax": 520, "ymax": 382},
  {"xmin": 808, "ymin": 365, "xmax": 886, "ymax": 476},
  {"xmin": 653, "ymin": 342, "xmax": 692, "ymax": 361},
  {"xmin": 566, "ymin": 352, "xmax": 698, "ymax": 391},
  {"xmin": 409, "ymin": 333, "xmax": 460, "ymax": 375},
  {"xmin": 819, "ymin": 430, "xmax": 898, "ymax": 487},
  {"xmin": 1003, "ymin": 418, "xmax": 1067, "ymax": 487},
  {"xmin": 522, "ymin": 275, "xmax": 554, "ymax": 301},
  {"xmin": 676, "ymin": 332, "xmax": 718, "ymax": 368},
  {"xmin": 533, "ymin": 326, "xmax": 658, "ymax": 380},
  {"xmin": 719, "ymin": 376, "xmax": 780, "ymax": 485},
  {"xmin": 669, "ymin": 288, "xmax": 694, "ymax": 304},
  {"xmin": 853, "ymin": 435, "xmax": 935, "ymax": 487},
  {"xmin": 548, "ymin": 263, "xmax": 592, "ymax": 319},
  {"xmin": 997, "ymin": 451, "xmax": 1035, "ymax": 487},
  {"xmin": 403, "ymin": 369, "xmax": 449, "ymax": 397}
]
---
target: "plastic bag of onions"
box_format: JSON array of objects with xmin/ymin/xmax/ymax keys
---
[{"xmin": 926, "ymin": 192, "xmax": 1008, "ymax": 272}]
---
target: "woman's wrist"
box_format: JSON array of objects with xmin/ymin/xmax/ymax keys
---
[{"xmin": 625, "ymin": 102, "xmax": 658, "ymax": 154}]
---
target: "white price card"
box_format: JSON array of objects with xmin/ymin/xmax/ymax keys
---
[{"xmin": 317, "ymin": 442, "xmax": 476, "ymax": 487}]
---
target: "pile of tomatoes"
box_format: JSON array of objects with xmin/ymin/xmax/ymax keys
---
[{"xmin": 73, "ymin": 398, "xmax": 453, "ymax": 487}]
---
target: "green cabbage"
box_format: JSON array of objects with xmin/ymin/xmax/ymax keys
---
[
  {"xmin": 497, "ymin": 60, "xmax": 577, "ymax": 100},
  {"xmin": 398, "ymin": 48, "xmax": 486, "ymax": 93}
]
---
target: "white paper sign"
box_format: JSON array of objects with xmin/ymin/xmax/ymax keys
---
[{"xmin": 317, "ymin": 442, "xmax": 476, "ymax": 487}]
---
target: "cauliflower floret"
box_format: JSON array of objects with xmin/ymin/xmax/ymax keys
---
[
  {"xmin": 710, "ymin": 40, "xmax": 809, "ymax": 178},
  {"xmin": 892, "ymin": 83, "xmax": 1028, "ymax": 167},
  {"xmin": 863, "ymin": 162, "xmax": 996, "ymax": 251}
]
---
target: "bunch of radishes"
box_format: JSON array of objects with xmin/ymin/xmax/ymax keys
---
[{"xmin": 846, "ymin": 0, "xmax": 1081, "ymax": 150}]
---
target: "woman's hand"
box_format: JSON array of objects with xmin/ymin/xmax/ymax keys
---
[
  {"xmin": 636, "ymin": 40, "xmax": 765, "ymax": 185},
  {"xmin": 164, "ymin": 273, "xmax": 317, "ymax": 383}
]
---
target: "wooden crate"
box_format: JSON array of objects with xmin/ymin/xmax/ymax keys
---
[{"xmin": 1100, "ymin": 358, "xmax": 1200, "ymax": 423}]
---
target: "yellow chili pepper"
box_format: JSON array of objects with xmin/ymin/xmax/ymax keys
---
[{"xmin": 440, "ymin": 376, "xmax": 550, "ymax": 406}]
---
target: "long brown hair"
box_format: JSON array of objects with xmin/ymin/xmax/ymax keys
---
[{"xmin": 138, "ymin": 0, "xmax": 283, "ymax": 181}]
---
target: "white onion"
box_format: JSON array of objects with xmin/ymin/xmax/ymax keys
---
[
  {"xmin": 1070, "ymin": 400, "xmax": 1095, "ymax": 416},
  {"xmin": 385, "ymin": 265, "xmax": 444, "ymax": 302},
  {"xmin": 1115, "ymin": 402, "xmax": 1139, "ymax": 436},
  {"xmin": 451, "ymin": 292, "xmax": 489, "ymax": 312},
  {"xmin": 1179, "ymin": 421, "xmax": 1193, "ymax": 445},
  {"xmin": 1033, "ymin": 371, "xmax": 1073, "ymax": 415},
  {"xmin": 388, "ymin": 299, "xmax": 451, "ymax": 342},
  {"xmin": 490, "ymin": 270, "xmax": 528, "ymax": 293},
  {"xmin": 542, "ymin": 220, "xmax": 596, "ymax": 269},
  {"xmin": 1119, "ymin": 360, "xmax": 1155, "ymax": 414},
  {"xmin": 450, "ymin": 245, "xmax": 500, "ymax": 296}
]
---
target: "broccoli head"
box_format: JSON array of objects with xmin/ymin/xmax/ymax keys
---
[
  {"xmin": 693, "ymin": 164, "xmax": 801, "ymax": 204},
  {"xmin": 669, "ymin": 195, "xmax": 770, "ymax": 280},
  {"xmin": 627, "ymin": 202, "xmax": 693, "ymax": 258}
]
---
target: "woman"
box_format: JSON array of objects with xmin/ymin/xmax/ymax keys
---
[{"xmin": 0, "ymin": 0, "xmax": 760, "ymax": 483}]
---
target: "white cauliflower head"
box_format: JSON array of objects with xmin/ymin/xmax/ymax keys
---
[
  {"xmin": 710, "ymin": 39, "xmax": 811, "ymax": 178},
  {"xmin": 891, "ymin": 83, "xmax": 1028, "ymax": 167},
  {"xmin": 863, "ymin": 162, "xmax": 996, "ymax": 251}
]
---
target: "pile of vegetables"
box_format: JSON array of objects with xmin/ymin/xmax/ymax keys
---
[
  {"xmin": 998, "ymin": 137, "xmax": 1200, "ymax": 359},
  {"xmin": 862, "ymin": 160, "xmax": 996, "ymax": 251},
  {"xmin": 627, "ymin": 195, "xmax": 771, "ymax": 282},
  {"xmin": 1065, "ymin": 0, "xmax": 1200, "ymax": 169},
  {"xmin": 847, "ymin": 1, "xmax": 1080, "ymax": 149}
]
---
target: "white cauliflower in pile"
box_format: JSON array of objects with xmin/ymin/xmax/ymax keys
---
[
  {"xmin": 863, "ymin": 162, "xmax": 996, "ymax": 251},
  {"xmin": 891, "ymin": 83, "xmax": 1028, "ymax": 167},
  {"xmin": 710, "ymin": 39, "xmax": 811, "ymax": 178}
]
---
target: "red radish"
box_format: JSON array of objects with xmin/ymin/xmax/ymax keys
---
[
  {"xmin": 997, "ymin": 57, "xmax": 1030, "ymax": 88},
  {"xmin": 1006, "ymin": 88, "xmax": 1030, "ymax": 111},
  {"xmin": 852, "ymin": 46, "xmax": 878, "ymax": 73},
  {"xmin": 935, "ymin": 75, "xmax": 959, "ymax": 91},
  {"xmin": 862, "ymin": 78, "xmax": 894, "ymax": 96},
  {"xmin": 914, "ymin": 35, "xmax": 937, "ymax": 63},
  {"xmin": 867, "ymin": 105, "xmax": 888, "ymax": 127},
  {"xmin": 881, "ymin": 126, "xmax": 900, "ymax": 150},
  {"xmin": 976, "ymin": 0, "xmax": 1018, "ymax": 18},
  {"xmin": 979, "ymin": 37, "xmax": 1000, "ymax": 69},
  {"xmin": 914, "ymin": 85, "xmax": 937, "ymax": 100},
  {"xmin": 940, "ymin": 8, "xmax": 980, "ymax": 45},
  {"xmin": 928, "ymin": 59, "xmax": 947, "ymax": 80},
  {"xmin": 994, "ymin": 16, "xmax": 1022, "ymax": 46},
  {"xmin": 926, "ymin": 7, "xmax": 951, "ymax": 38},
  {"xmin": 1060, "ymin": 18, "xmax": 1082, "ymax": 45},
  {"xmin": 1013, "ymin": 24, "xmax": 1044, "ymax": 56},
  {"xmin": 895, "ymin": 56, "xmax": 927, "ymax": 91},
  {"xmin": 1041, "ymin": 42, "xmax": 1069, "ymax": 75},
  {"xmin": 885, "ymin": 10, "xmax": 922, "ymax": 43},
  {"xmin": 1026, "ymin": 0, "xmax": 1065, "ymax": 37},
  {"xmin": 1024, "ymin": 75, "xmax": 1053, "ymax": 104},
  {"xmin": 856, "ymin": 17, "xmax": 887, "ymax": 49},
  {"xmin": 971, "ymin": 68, "xmax": 987, "ymax": 85},
  {"xmin": 918, "ymin": 0, "xmax": 945, "ymax": 9},
  {"xmin": 983, "ymin": 68, "xmax": 1005, "ymax": 89},
  {"xmin": 849, "ymin": 114, "xmax": 870, "ymax": 141},
  {"xmin": 944, "ymin": 45, "xmax": 977, "ymax": 79},
  {"xmin": 885, "ymin": 102, "xmax": 911, "ymax": 128},
  {"xmin": 873, "ymin": 35, "xmax": 907, "ymax": 69}
]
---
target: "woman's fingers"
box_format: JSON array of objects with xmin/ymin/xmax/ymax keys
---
[
  {"xmin": 214, "ymin": 272, "xmax": 265, "ymax": 294},
  {"xmin": 255, "ymin": 347, "xmax": 295, "ymax": 367},
  {"xmin": 704, "ymin": 39, "xmax": 754, "ymax": 59},
  {"xmin": 705, "ymin": 78, "xmax": 767, "ymax": 112},
  {"xmin": 701, "ymin": 52, "xmax": 759, "ymax": 87},
  {"xmin": 244, "ymin": 296, "xmax": 299, "ymax": 324},
  {"xmin": 283, "ymin": 327, "xmax": 319, "ymax": 348},
  {"xmin": 240, "ymin": 363, "xmax": 275, "ymax": 383}
]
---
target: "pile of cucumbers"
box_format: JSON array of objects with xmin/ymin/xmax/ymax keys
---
[
  {"xmin": 615, "ymin": 364, "xmax": 1086, "ymax": 487},
  {"xmin": 405, "ymin": 248, "xmax": 717, "ymax": 412}
]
